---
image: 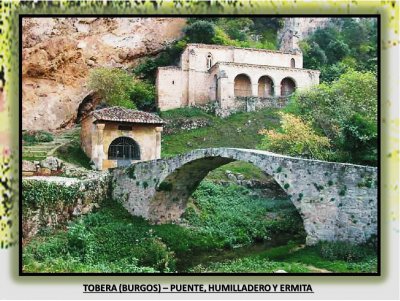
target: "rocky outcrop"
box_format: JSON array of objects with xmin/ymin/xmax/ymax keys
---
[
  {"xmin": 22, "ymin": 18, "xmax": 186, "ymax": 131},
  {"xmin": 278, "ymin": 18, "xmax": 330, "ymax": 52}
]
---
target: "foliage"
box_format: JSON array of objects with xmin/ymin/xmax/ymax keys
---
[
  {"xmin": 22, "ymin": 180, "xmax": 83, "ymax": 210},
  {"xmin": 88, "ymin": 67, "xmax": 136, "ymax": 109},
  {"xmin": 185, "ymin": 181, "xmax": 305, "ymax": 248},
  {"xmin": 22, "ymin": 130, "xmax": 54, "ymax": 145},
  {"xmin": 316, "ymin": 241, "xmax": 375, "ymax": 262},
  {"xmin": 133, "ymin": 40, "xmax": 187, "ymax": 82},
  {"xmin": 190, "ymin": 257, "xmax": 310, "ymax": 273},
  {"xmin": 288, "ymin": 70, "xmax": 377, "ymax": 165},
  {"xmin": 340, "ymin": 113, "xmax": 377, "ymax": 165},
  {"xmin": 258, "ymin": 112, "xmax": 331, "ymax": 160},
  {"xmin": 301, "ymin": 18, "xmax": 377, "ymax": 82},
  {"xmin": 183, "ymin": 20, "xmax": 216, "ymax": 44},
  {"xmin": 129, "ymin": 79, "xmax": 156, "ymax": 111},
  {"xmin": 282, "ymin": 244, "xmax": 377, "ymax": 273},
  {"xmin": 23, "ymin": 180, "xmax": 305, "ymax": 273},
  {"xmin": 23, "ymin": 200, "xmax": 175, "ymax": 273}
]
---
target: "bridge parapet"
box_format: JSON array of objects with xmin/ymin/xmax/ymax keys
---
[{"xmin": 112, "ymin": 148, "xmax": 378, "ymax": 245}]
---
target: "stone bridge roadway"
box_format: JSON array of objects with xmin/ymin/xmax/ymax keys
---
[{"xmin": 111, "ymin": 148, "xmax": 378, "ymax": 245}]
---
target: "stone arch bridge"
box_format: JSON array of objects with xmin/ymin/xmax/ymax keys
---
[{"xmin": 112, "ymin": 148, "xmax": 378, "ymax": 245}]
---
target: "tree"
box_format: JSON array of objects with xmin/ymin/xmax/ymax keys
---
[
  {"xmin": 130, "ymin": 80, "xmax": 156, "ymax": 111},
  {"xmin": 301, "ymin": 18, "xmax": 377, "ymax": 82},
  {"xmin": 88, "ymin": 67, "xmax": 136, "ymax": 109},
  {"xmin": 288, "ymin": 69, "xmax": 377, "ymax": 165},
  {"xmin": 258, "ymin": 112, "xmax": 331, "ymax": 160},
  {"xmin": 183, "ymin": 21, "xmax": 216, "ymax": 44}
]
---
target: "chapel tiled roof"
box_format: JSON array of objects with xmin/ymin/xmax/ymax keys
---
[{"xmin": 92, "ymin": 106, "xmax": 165, "ymax": 124}]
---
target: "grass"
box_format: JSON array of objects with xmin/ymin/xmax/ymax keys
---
[
  {"xmin": 22, "ymin": 130, "xmax": 54, "ymax": 146},
  {"xmin": 281, "ymin": 245, "xmax": 377, "ymax": 273},
  {"xmin": 189, "ymin": 240, "xmax": 377, "ymax": 273},
  {"xmin": 189, "ymin": 257, "xmax": 311, "ymax": 273},
  {"xmin": 54, "ymin": 140, "xmax": 91, "ymax": 169},
  {"xmin": 160, "ymin": 107, "xmax": 281, "ymax": 158},
  {"xmin": 206, "ymin": 161, "xmax": 270, "ymax": 182}
]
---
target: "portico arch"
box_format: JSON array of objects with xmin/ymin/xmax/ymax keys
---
[
  {"xmin": 258, "ymin": 76, "xmax": 274, "ymax": 97},
  {"xmin": 280, "ymin": 77, "xmax": 296, "ymax": 96},
  {"xmin": 234, "ymin": 74, "xmax": 252, "ymax": 97}
]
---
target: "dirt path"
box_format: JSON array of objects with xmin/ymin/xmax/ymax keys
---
[{"xmin": 306, "ymin": 265, "xmax": 332, "ymax": 273}]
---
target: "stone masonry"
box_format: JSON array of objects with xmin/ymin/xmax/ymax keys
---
[
  {"xmin": 112, "ymin": 148, "xmax": 378, "ymax": 245},
  {"xmin": 156, "ymin": 44, "xmax": 320, "ymax": 114}
]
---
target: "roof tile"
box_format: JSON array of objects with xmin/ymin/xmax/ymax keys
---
[{"xmin": 92, "ymin": 106, "xmax": 164, "ymax": 125}]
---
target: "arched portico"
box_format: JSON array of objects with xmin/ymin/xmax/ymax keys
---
[
  {"xmin": 258, "ymin": 76, "xmax": 275, "ymax": 97},
  {"xmin": 234, "ymin": 74, "xmax": 252, "ymax": 97},
  {"xmin": 281, "ymin": 77, "xmax": 296, "ymax": 96}
]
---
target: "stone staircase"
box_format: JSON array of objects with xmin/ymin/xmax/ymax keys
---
[{"xmin": 23, "ymin": 127, "xmax": 80, "ymax": 162}]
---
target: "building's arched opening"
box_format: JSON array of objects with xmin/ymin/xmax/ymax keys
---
[
  {"xmin": 108, "ymin": 136, "xmax": 140, "ymax": 160},
  {"xmin": 290, "ymin": 58, "xmax": 295, "ymax": 68},
  {"xmin": 234, "ymin": 74, "xmax": 252, "ymax": 97},
  {"xmin": 206, "ymin": 53, "xmax": 213, "ymax": 69},
  {"xmin": 258, "ymin": 76, "xmax": 274, "ymax": 98},
  {"xmin": 280, "ymin": 77, "xmax": 296, "ymax": 96},
  {"xmin": 213, "ymin": 74, "xmax": 219, "ymax": 102}
]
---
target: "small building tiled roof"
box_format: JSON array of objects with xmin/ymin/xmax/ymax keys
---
[{"xmin": 92, "ymin": 106, "xmax": 164, "ymax": 125}]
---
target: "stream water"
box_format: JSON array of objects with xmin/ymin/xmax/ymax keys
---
[{"xmin": 176, "ymin": 234, "xmax": 296, "ymax": 272}]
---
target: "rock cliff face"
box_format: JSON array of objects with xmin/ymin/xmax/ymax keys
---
[
  {"xmin": 22, "ymin": 17, "xmax": 186, "ymax": 131},
  {"xmin": 278, "ymin": 17, "xmax": 330, "ymax": 52}
]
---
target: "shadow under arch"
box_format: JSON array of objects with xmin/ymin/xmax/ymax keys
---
[{"xmin": 148, "ymin": 155, "xmax": 303, "ymax": 231}]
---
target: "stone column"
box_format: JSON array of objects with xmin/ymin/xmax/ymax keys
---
[
  {"xmin": 252, "ymin": 83, "xmax": 258, "ymax": 97},
  {"xmin": 94, "ymin": 123, "xmax": 105, "ymax": 170},
  {"xmin": 155, "ymin": 127, "xmax": 163, "ymax": 159},
  {"xmin": 218, "ymin": 71, "xmax": 229, "ymax": 109}
]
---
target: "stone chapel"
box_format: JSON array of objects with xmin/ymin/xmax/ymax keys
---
[{"xmin": 156, "ymin": 43, "xmax": 320, "ymax": 114}]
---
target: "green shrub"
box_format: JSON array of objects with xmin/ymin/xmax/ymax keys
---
[
  {"xmin": 88, "ymin": 67, "xmax": 136, "ymax": 109},
  {"xmin": 184, "ymin": 21, "xmax": 216, "ymax": 44},
  {"xmin": 130, "ymin": 80, "xmax": 156, "ymax": 111},
  {"xmin": 286, "ymin": 70, "xmax": 377, "ymax": 165},
  {"xmin": 258, "ymin": 112, "xmax": 331, "ymax": 160},
  {"xmin": 22, "ymin": 180, "xmax": 83, "ymax": 210},
  {"xmin": 133, "ymin": 40, "xmax": 187, "ymax": 82},
  {"xmin": 22, "ymin": 130, "xmax": 54, "ymax": 145},
  {"xmin": 316, "ymin": 241, "xmax": 373, "ymax": 262}
]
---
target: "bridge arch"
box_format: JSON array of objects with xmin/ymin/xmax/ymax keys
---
[
  {"xmin": 149, "ymin": 154, "xmax": 296, "ymax": 225},
  {"xmin": 112, "ymin": 148, "xmax": 378, "ymax": 245}
]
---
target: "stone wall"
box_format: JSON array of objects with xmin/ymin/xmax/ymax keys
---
[
  {"xmin": 22, "ymin": 172, "xmax": 110, "ymax": 241},
  {"xmin": 156, "ymin": 67, "xmax": 184, "ymax": 110},
  {"xmin": 112, "ymin": 148, "xmax": 378, "ymax": 245}
]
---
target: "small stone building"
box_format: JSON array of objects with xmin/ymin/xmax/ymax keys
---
[
  {"xmin": 81, "ymin": 106, "xmax": 164, "ymax": 170},
  {"xmin": 156, "ymin": 43, "xmax": 320, "ymax": 114}
]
